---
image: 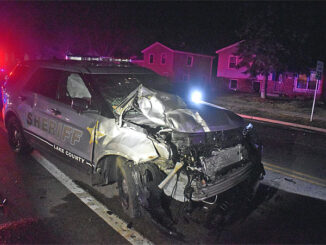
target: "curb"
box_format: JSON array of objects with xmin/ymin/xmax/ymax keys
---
[{"xmin": 238, "ymin": 114, "xmax": 326, "ymax": 134}]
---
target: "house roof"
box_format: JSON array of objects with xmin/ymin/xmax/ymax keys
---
[
  {"xmin": 141, "ymin": 41, "xmax": 215, "ymax": 59},
  {"xmin": 141, "ymin": 42, "xmax": 174, "ymax": 53},
  {"xmin": 215, "ymin": 41, "xmax": 244, "ymax": 54}
]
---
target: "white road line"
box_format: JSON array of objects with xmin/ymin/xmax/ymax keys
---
[{"xmin": 31, "ymin": 151, "xmax": 153, "ymax": 245}]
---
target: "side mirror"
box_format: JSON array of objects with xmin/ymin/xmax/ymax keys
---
[{"xmin": 71, "ymin": 98, "xmax": 90, "ymax": 113}]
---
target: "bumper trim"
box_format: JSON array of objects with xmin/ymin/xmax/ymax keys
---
[{"xmin": 191, "ymin": 162, "xmax": 257, "ymax": 201}]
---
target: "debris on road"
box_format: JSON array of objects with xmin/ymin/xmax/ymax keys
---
[
  {"xmin": 284, "ymin": 178, "xmax": 296, "ymax": 184},
  {"xmin": 0, "ymin": 196, "xmax": 7, "ymax": 209}
]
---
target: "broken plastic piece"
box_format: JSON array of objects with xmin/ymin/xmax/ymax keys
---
[
  {"xmin": 0, "ymin": 198, "xmax": 6, "ymax": 208},
  {"xmin": 158, "ymin": 162, "xmax": 184, "ymax": 189}
]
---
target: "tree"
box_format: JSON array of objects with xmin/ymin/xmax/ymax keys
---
[{"xmin": 235, "ymin": 4, "xmax": 310, "ymax": 99}]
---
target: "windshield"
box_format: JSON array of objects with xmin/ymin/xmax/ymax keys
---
[{"xmin": 90, "ymin": 73, "xmax": 174, "ymax": 108}]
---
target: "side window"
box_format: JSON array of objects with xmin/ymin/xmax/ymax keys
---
[
  {"xmin": 58, "ymin": 73, "xmax": 91, "ymax": 105},
  {"xmin": 161, "ymin": 54, "xmax": 166, "ymax": 65},
  {"xmin": 67, "ymin": 73, "xmax": 91, "ymax": 99},
  {"xmin": 186, "ymin": 56, "xmax": 193, "ymax": 66},
  {"xmin": 25, "ymin": 68, "xmax": 64, "ymax": 100},
  {"xmin": 229, "ymin": 79, "xmax": 238, "ymax": 90},
  {"xmin": 149, "ymin": 54, "xmax": 154, "ymax": 64},
  {"xmin": 228, "ymin": 56, "xmax": 237, "ymax": 68},
  {"xmin": 7, "ymin": 64, "xmax": 31, "ymax": 86}
]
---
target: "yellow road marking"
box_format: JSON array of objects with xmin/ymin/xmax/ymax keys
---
[
  {"xmin": 264, "ymin": 166, "xmax": 326, "ymax": 188},
  {"xmin": 263, "ymin": 161, "xmax": 326, "ymax": 184}
]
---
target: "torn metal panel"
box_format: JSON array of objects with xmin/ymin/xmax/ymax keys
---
[
  {"xmin": 137, "ymin": 86, "xmax": 210, "ymax": 133},
  {"xmin": 93, "ymin": 118, "xmax": 159, "ymax": 164}
]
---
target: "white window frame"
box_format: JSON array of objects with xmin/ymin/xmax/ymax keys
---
[
  {"xmin": 186, "ymin": 56, "xmax": 193, "ymax": 67},
  {"xmin": 229, "ymin": 79, "xmax": 238, "ymax": 90},
  {"xmin": 294, "ymin": 71, "xmax": 321, "ymax": 93},
  {"xmin": 149, "ymin": 53, "xmax": 154, "ymax": 64},
  {"xmin": 161, "ymin": 53, "xmax": 167, "ymax": 65},
  {"xmin": 228, "ymin": 55, "xmax": 237, "ymax": 69}
]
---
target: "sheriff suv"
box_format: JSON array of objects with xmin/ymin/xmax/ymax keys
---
[{"xmin": 2, "ymin": 57, "xmax": 265, "ymax": 221}]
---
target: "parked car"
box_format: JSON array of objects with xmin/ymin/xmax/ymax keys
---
[{"xmin": 2, "ymin": 58, "xmax": 265, "ymax": 220}]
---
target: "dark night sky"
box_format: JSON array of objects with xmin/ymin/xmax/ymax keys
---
[{"xmin": 0, "ymin": 1, "xmax": 326, "ymax": 64}]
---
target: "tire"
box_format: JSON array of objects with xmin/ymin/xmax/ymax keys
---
[
  {"xmin": 7, "ymin": 116, "xmax": 32, "ymax": 154},
  {"xmin": 116, "ymin": 160, "xmax": 140, "ymax": 218},
  {"xmin": 139, "ymin": 163, "xmax": 164, "ymax": 210}
]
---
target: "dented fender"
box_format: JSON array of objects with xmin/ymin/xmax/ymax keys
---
[{"xmin": 93, "ymin": 118, "xmax": 159, "ymax": 165}]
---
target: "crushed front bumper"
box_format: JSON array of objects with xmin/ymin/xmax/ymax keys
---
[{"xmin": 191, "ymin": 161, "xmax": 260, "ymax": 201}]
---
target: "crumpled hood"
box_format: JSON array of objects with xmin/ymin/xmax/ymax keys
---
[{"xmin": 121, "ymin": 85, "xmax": 245, "ymax": 133}]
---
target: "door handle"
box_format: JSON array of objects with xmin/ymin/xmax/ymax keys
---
[{"xmin": 49, "ymin": 108, "xmax": 61, "ymax": 116}]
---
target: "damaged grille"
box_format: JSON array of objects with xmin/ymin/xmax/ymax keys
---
[
  {"xmin": 200, "ymin": 144, "xmax": 243, "ymax": 180},
  {"xmin": 205, "ymin": 129, "xmax": 243, "ymax": 149}
]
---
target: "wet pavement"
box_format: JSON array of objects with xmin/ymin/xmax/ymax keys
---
[{"xmin": 0, "ymin": 119, "xmax": 325, "ymax": 244}]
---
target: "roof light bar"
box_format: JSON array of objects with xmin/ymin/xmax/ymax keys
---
[{"xmin": 65, "ymin": 55, "xmax": 131, "ymax": 63}]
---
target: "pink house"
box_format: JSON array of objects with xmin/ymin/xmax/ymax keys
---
[
  {"xmin": 133, "ymin": 42, "xmax": 215, "ymax": 84},
  {"xmin": 216, "ymin": 42, "xmax": 324, "ymax": 99}
]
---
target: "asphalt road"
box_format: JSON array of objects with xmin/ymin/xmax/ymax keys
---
[{"xmin": 0, "ymin": 119, "xmax": 325, "ymax": 244}]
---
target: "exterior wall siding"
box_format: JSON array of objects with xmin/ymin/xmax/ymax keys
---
[
  {"xmin": 141, "ymin": 45, "xmax": 174, "ymax": 78},
  {"xmin": 137, "ymin": 42, "xmax": 214, "ymax": 85},
  {"xmin": 216, "ymin": 44, "xmax": 325, "ymax": 99},
  {"xmin": 218, "ymin": 77, "xmax": 253, "ymax": 93},
  {"xmin": 217, "ymin": 46, "xmax": 249, "ymax": 79},
  {"xmin": 173, "ymin": 52, "xmax": 212, "ymax": 84}
]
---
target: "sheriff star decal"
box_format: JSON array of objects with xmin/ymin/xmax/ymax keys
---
[{"xmin": 87, "ymin": 121, "xmax": 105, "ymax": 144}]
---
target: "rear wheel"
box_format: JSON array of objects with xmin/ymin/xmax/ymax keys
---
[
  {"xmin": 7, "ymin": 116, "xmax": 32, "ymax": 154},
  {"xmin": 116, "ymin": 160, "xmax": 140, "ymax": 218}
]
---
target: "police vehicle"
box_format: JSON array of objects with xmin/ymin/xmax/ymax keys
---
[{"xmin": 1, "ymin": 56, "xmax": 264, "ymax": 220}]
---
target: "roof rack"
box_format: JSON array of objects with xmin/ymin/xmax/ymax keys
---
[{"xmin": 65, "ymin": 55, "xmax": 131, "ymax": 63}]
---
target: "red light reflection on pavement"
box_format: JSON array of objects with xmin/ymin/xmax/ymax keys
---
[{"xmin": 0, "ymin": 129, "xmax": 36, "ymax": 225}]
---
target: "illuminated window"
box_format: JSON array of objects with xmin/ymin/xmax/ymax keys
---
[
  {"xmin": 229, "ymin": 56, "xmax": 237, "ymax": 68},
  {"xmin": 272, "ymin": 72, "xmax": 278, "ymax": 81},
  {"xmin": 149, "ymin": 54, "xmax": 154, "ymax": 64},
  {"xmin": 187, "ymin": 56, "xmax": 193, "ymax": 66},
  {"xmin": 296, "ymin": 74, "xmax": 307, "ymax": 89},
  {"xmin": 308, "ymin": 72, "xmax": 320, "ymax": 90},
  {"xmin": 296, "ymin": 72, "xmax": 319, "ymax": 90},
  {"xmin": 229, "ymin": 79, "xmax": 237, "ymax": 90},
  {"xmin": 161, "ymin": 54, "xmax": 166, "ymax": 64}
]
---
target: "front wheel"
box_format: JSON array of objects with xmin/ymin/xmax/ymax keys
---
[
  {"xmin": 116, "ymin": 160, "xmax": 140, "ymax": 218},
  {"xmin": 7, "ymin": 116, "xmax": 32, "ymax": 154}
]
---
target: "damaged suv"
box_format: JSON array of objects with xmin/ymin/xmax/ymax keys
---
[{"xmin": 2, "ymin": 57, "xmax": 265, "ymax": 220}]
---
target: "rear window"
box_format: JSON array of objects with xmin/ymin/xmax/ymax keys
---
[{"xmin": 25, "ymin": 68, "xmax": 68, "ymax": 100}]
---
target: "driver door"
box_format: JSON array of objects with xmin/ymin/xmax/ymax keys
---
[{"xmin": 53, "ymin": 72, "xmax": 98, "ymax": 168}]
